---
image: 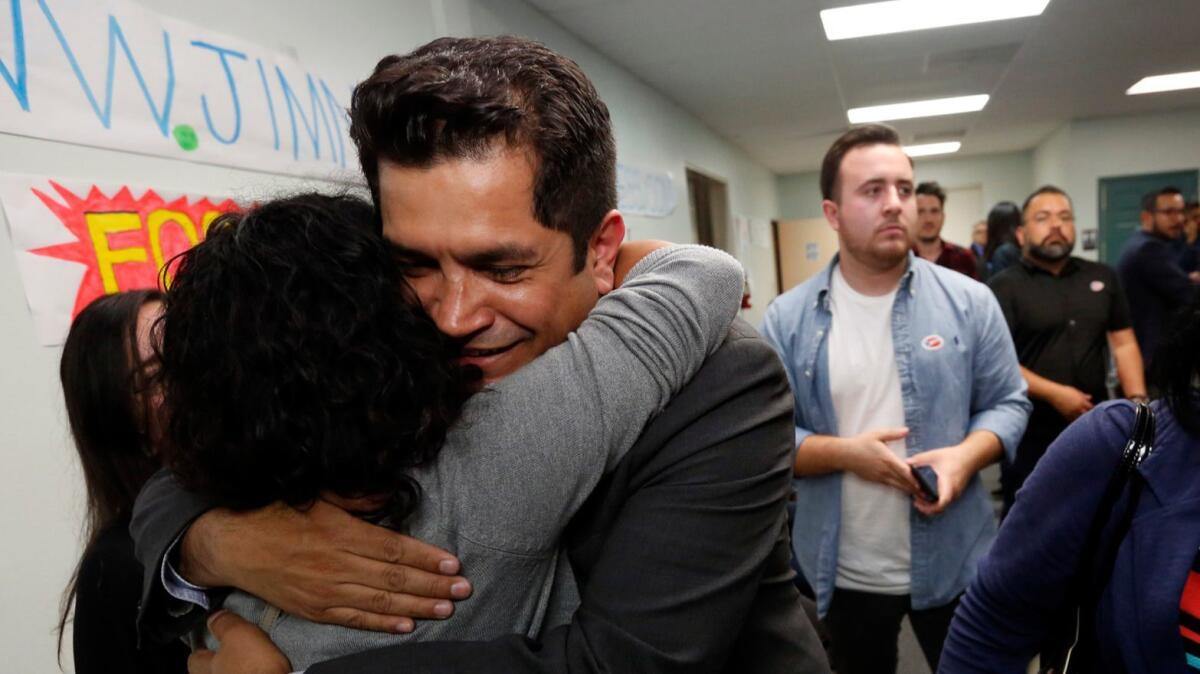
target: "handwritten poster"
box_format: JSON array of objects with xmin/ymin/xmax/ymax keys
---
[
  {"xmin": 0, "ymin": 0, "xmax": 358, "ymax": 181},
  {"xmin": 0, "ymin": 174, "xmax": 241, "ymax": 345},
  {"xmin": 616, "ymin": 163, "xmax": 677, "ymax": 218}
]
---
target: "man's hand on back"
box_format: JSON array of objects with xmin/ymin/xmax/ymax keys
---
[{"xmin": 179, "ymin": 498, "xmax": 473, "ymax": 633}]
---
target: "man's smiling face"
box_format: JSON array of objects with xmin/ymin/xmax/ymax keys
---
[{"xmin": 378, "ymin": 146, "xmax": 602, "ymax": 386}]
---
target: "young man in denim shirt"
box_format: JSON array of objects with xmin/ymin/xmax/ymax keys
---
[{"xmin": 761, "ymin": 124, "xmax": 1030, "ymax": 674}]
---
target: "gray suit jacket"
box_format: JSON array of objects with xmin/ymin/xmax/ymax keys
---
[{"xmin": 132, "ymin": 318, "xmax": 830, "ymax": 673}]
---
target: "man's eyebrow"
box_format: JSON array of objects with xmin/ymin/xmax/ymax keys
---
[
  {"xmin": 385, "ymin": 242, "xmax": 435, "ymax": 263},
  {"xmin": 858, "ymin": 176, "xmax": 909, "ymax": 190},
  {"xmin": 461, "ymin": 244, "xmax": 540, "ymax": 267}
]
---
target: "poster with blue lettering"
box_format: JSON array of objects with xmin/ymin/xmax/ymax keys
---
[{"xmin": 0, "ymin": 0, "xmax": 357, "ymax": 181}]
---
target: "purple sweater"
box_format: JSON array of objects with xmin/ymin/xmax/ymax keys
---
[{"xmin": 940, "ymin": 400, "xmax": 1200, "ymax": 673}]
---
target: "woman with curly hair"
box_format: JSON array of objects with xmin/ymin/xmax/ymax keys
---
[
  {"xmin": 156, "ymin": 192, "xmax": 743, "ymax": 669},
  {"xmin": 57, "ymin": 290, "xmax": 188, "ymax": 673}
]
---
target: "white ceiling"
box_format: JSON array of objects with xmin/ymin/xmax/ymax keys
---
[{"xmin": 525, "ymin": 0, "xmax": 1200, "ymax": 173}]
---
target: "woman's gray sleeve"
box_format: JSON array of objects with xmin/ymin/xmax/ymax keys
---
[{"xmin": 428, "ymin": 245, "xmax": 744, "ymax": 551}]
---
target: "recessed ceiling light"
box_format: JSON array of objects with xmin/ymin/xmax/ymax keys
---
[
  {"xmin": 1126, "ymin": 70, "xmax": 1200, "ymax": 95},
  {"xmin": 821, "ymin": 0, "xmax": 1052, "ymax": 41},
  {"xmin": 847, "ymin": 94, "xmax": 989, "ymax": 124},
  {"xmin": 904, "ymin": 141, "xmax": 962, "ymax": 158}
]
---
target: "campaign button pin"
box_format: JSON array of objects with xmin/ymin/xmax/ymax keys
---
[
  {"xmin": 921, "ymin": 334, "xmax": 944, "ymax": 351},
  {"xmin": 1090, "ymin": 280, "xmax": 1105, "ymax": 292}
]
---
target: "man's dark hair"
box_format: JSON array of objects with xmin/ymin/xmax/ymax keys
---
[
  {"xmin": 1141, "ymin": 186, "xmax": 1183, "ymax": 213},
  {"xmin": 159, "ymin": 193, "xmax": 471, "ymax": 525},
  {"xmin": 819, "ymin": 123, "xmax": 909, "ymax": 202},
  {"xmin": 349, "ymin": 36, "xmax": 616, "ymax": 270},
  {"xmin": 916, "ymin": 181, "xmax": 946, "ymax": 206},
  {"xmin": 1021, "ymin": 185, "xmax": 1073, "ymax": 219}
]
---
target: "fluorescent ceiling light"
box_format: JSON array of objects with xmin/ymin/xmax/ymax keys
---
[
  {"xmin": 1126, "ymin": 70, "xmax": 1200, "ymax": 95},
  {"xmin": 821, "ymin": 0, "xmax": 1051, "ymax": 41},
  {"xmin": 847, "ymin": 94, "xmax": 989, "ymax": 123},
  {"xmin": 904, "ymin": 141, "xmax": 962, "ymax": 157}
]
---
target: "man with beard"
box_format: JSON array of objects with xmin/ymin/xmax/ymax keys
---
[
  {"xmin": 913, "ymin": 181, "xmax": 977, "ymax": 278},
  {"xmin": 989, "ymin": 185, "xmax": 1147, "ymax": 515},
  {"xmin": 1117, "ymin": 186, "xmax": 1198, "ymax": 366},
  {"xmin": 760, "ymin": 124, "xmax": 1029, "ymax": 674}
]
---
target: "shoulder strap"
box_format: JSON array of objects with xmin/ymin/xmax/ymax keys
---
[
  {"xmin": 1085, "ymin": 402, "xmax": 1155, "ymax": 593},
  {"xmin": 1055, "ymin": 402, "xmax": 1155, "ymax": 673}
]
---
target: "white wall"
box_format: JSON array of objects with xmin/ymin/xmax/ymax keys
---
[
  {"xmin": 775, "ymin": 151, "xmax": 1035, "ymax": 250},
  {"xmin": 775, "ymin": 109, "xmax": 1200, "ymax": 268},
  {"xmin": 776, "ymin": 172, "xmax": 824, "ymax": 221},
  {"xmin": 0, "ymin": 1, "xmax": 779, "ymax": 671},
  {"xmin": 459, "ymin": 0, "xmax": 779, "ymax": 324},
  {"xmin": 1032, "ymin": 108, "xmax": 1200, "ymax": 262},
  {"xmin": 776, "ymin": 151, "xmax": 1034, "ymax": 219}
]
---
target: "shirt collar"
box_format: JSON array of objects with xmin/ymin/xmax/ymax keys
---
[
  {"xmin": 1018, "ymin": 255, "xmax": 1080, "ymax": 277},
  {"xmin": 816, "ymin": 251, "xmax": 916, "ymax": 309}
]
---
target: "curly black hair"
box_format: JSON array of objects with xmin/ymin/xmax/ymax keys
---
[{"xmin": 158, "ymin": 192, "xmax": 471, "ymax": 523}]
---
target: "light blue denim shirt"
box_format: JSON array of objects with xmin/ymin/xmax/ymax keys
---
[{"xmin": 760, "ymin": 253, "xmax": 1030, "ymax": 616}]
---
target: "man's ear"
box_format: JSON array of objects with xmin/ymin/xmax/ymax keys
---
[
  {"xmin": 821, "ymin": 199, "xmax": 841, "ymax": 232},
  {"xmin": 588, "ymin": 210, "xmax": 625, "ymax": 295},
  {"xmin": 1015, "ymin": 225, "xmax": 1026, "ymax": 247},
  {"xmin": 1139, "ymin": 210, "xmax": 1153, "ymax": 231}
]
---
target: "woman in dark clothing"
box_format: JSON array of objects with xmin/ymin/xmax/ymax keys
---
[
  {"xmin": 940, "ymin": 294, "xmax": 1200, "ymax": 673},
  {"xmin": 57, "ymin": 290, "xmax": 188, "ymax": 673},
  {"xmin": 982, "ymin": 201, "xmax": 1022, "ymax": 281}
]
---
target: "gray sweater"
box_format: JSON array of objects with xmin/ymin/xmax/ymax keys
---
[{"xmin": 208, "ymin": 245, "xmax": 744, "ymax": 670}]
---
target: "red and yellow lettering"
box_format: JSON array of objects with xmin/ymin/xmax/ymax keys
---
[{"xmin": 85, "ymin": 212, "xmax": 147, "ymax": 294}]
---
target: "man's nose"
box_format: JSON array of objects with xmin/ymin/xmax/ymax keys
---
[
  {"xmin": 883, "ymin": 186, "xmax": 904, "ymax": 213},
  {"xmin": 426, "ymin": 277, "xmax": 492, "ymax": 339}
]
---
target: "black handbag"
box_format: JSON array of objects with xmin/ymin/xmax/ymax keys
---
[{"xmin": 1039, "ymin": 401, "xmax": 1155, "ymax": 674}]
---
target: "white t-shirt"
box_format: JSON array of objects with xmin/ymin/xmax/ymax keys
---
[{"xmin": 828, "ymin": 264, "xmax": 911, "ymax": 594}]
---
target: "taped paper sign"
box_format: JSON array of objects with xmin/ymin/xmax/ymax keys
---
[
  {"xmin": 0, "ymin": 174, "xmax": 240, "ymax": 345},
  {"xmin": 616, "ymin": 163, "xmax": 677, "ymax": 218},
  {"xmin": 0, "ymin": 0, "xmax": 358, "ymax": 181}
]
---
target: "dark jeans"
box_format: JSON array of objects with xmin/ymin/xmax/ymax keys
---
[{"xmin": 824, "ymin": 588, "xmax": 959, "ymax": 674}]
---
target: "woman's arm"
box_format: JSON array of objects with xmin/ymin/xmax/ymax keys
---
[
  {"xmin": 427, "ymin": 244, "xmax": 744, "ymax": 548},
  {"xmin": 939, "ymin": 402, "xmax": 1136, "ymax": 672}
]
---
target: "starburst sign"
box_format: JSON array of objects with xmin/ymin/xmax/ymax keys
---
[{"xmin": 27, "ymin": 181, "xmax": 239, "ymax": 317}]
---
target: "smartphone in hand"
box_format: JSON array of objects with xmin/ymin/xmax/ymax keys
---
[{"xmin": 911, "ymin": 465, "xmax": 939, "ymax": 502}]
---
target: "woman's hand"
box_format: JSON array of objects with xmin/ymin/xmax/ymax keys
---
[{"xmin": 187, "ymin": 611, "xmax": 291, "ymax": 674}]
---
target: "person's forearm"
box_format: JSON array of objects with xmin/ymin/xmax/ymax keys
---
[
  {"xmin": 953, "ymin": 430, "xmax": 1003, "ymax": 475},
  {"xmin": 1111, "ymin": 342, "xmax": 1147, "ymax": 399},
  {"xmin": 793, "ymin": 434, "xmax": 848, "ymax": 476},
  {"xmin": 178, "ymin": 509, "xmax": 232, "ymax": 587},
  {"xmin": 1019, "ymin": 365, "xmax": 1064, "ymax": 403}
]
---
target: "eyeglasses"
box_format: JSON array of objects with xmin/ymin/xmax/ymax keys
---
[{"xmin": 1154, "ymin": 208, "xmax": 1185, "ymax": 216}]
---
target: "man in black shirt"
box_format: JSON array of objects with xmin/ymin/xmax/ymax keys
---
[
  {"xmin": 1116, "ymin": 186, "xmax": 1198, "ymax": 366},
  {"xmin": 989, "ymin": 185, "xmax": 1148, "ymax": 514}
]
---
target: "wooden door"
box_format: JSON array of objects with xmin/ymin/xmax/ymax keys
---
[{"xmin": 773, "ymin": 217, "xmax": 839, "ymax": 293}]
